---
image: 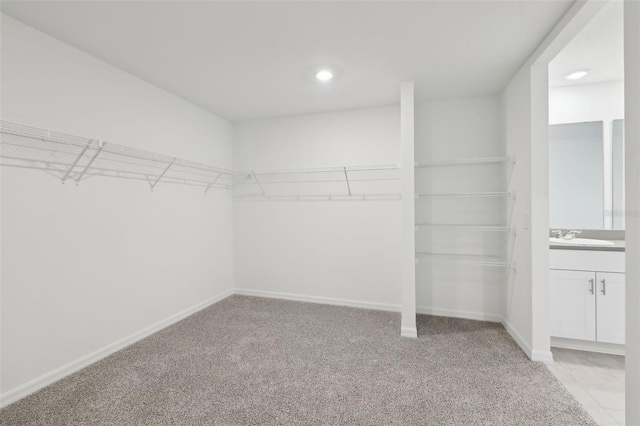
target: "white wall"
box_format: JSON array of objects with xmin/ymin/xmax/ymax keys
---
[
  {"xmin": 502, "ymin": 63, "xmax": 554, "ymax": 363},
  {"xmin": 549, "ymin": 81, "xmax": 624, "ymax": 125},
  {"xmin": 233, "ymin": 106, "xmax": 403, "ymax": 310},
  {"xmin": 502, "ymin": 62, "xmax": 554, "ymax": 363},
  {"xmin": 0, "ymin": 15, "xmax": 234, "ymax": 399},
  {"xmin": 499, "ymin": 0, "xmax": 607, "ymax": 363},
  {"xmin": 233, "ymin": 96, "xmax": 506, "ymax": 323},
  {"xmin": 502, "ymin": 68, "xmax": 536, "ymax": 358},
  {"xmin": 415, "ymin": 96, "xmax": 506, "ymax": 321}
]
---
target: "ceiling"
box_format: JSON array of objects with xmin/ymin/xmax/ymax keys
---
[
  {"xmin": 549, "ymin": 1, "xmax": 623, "ymax": 88},
  {"xmin": 1, "ymin": 1, "xmax": 574, "ymax": 122}
]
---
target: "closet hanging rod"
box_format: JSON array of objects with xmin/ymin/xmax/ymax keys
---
[
  {"xmin": 238, "ymin": 176, "xmax": 400, "ymax": 185},
  {"xmin": 414, "ymin": 156, "xmax": 515, "ymax": 168},
  {"xmin": 415, "ymin": 191, "xmax": 516, "ymax": 198},
  {"xmin": 0, "ymin": 121, "xmax": 235, "ymax": 175},
  {"xmin": 3, "ymin": 160, "xmax": 231, "ymax": 190},
  {"xmin": 232, "ymin": 163, "xmax": 402, "ymax": 199},
  {"xmin": 0, "ymin": 120, "xmax": 237, "ymax": 191},
  {"xmin": 414, "ymin": 224, "xmax": 512, "ymax": 232},
  {"xmin": 1, "ymin": 139, "xmax": 235, "ymax": 182},
  {"xmin": 2, "ymin": 121, "xmax": 403, "ymax": 193},
  {"xmin": 241, "ymin": 164, "xmax": 401, "ymax": 175},
  {"xmin": 233, "ymin": 193, "xmax": 402, "ymax": 202}
]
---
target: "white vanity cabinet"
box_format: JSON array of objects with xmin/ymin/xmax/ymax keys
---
[
  {"xmin": 550, "ymin": 269, "xmax": 596, "ymax": 341},
  {"xmin": 596, "ymin": 272, "xmax": 625, "ymax": 344},
  {"xmin": 550, "ymin": 249, "xmax": 625, "ymax": 345}
]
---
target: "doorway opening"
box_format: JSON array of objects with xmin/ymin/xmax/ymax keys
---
[{"xmin": 547, "ymin": 2, "xmax": 625, "ymax": 424}]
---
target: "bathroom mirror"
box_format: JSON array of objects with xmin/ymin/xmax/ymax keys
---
[
  {"xmin": 550, "ymin": 121, "xmax": 604, "ymax": 229},
  {"xmin": 549, "ymin": 120, "xmax": 625, "ymax": 230}
]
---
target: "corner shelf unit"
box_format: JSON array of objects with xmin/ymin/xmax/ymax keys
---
[
  {"xmin": 414, "ymin": 154, "xmax": 515, "ymax": 270},
  {"xmin": 0, "ymin": 121, "xmax": 236, "ymax": 192}
]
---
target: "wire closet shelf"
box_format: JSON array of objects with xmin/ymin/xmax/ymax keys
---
[
  {"xmin": 0, "ymin": 121, "xmax": 237, "ymax": 192},
  {"xmin": 415, "ymin": 252, "xmax": 510, "ymax": 268},
  {"xmin": 415, "ymin": 155, "xmax": 515, "ymax": 168},
  {"xmin": 232, "ymin": 164, "xmax": 402, "ymax": 201},
  {"xmin": 415, "ymin": 191, "xmax": 515, "ymax": 199},
  {"xmin": 414, "ymin": 224, "xmax": 514, "ymax": 233},
  {"xmin": 0, "ymin": 121, "xmax": 402, "ymax": 199},
  {"xmin": 413, "ymin": 153, "xmax": 516, "ymax": 271}
]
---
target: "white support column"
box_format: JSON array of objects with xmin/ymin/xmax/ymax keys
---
[
  {"xmin": 625, "ymin": 1, "xmax": 640, "ymax": 424},
  {"xmin": 401, "ymin": 81, "xmax": 417, "ymax": 338}
]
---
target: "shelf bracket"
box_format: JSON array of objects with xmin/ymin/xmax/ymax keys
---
[
  {"xmin": 251, "ymin": 170, "xmax": 266, "ymax": 196},
  {"xmin": 204, "ymin": 172, "xmax": 222, "ymax": 195},
  {"xmin": 61, "ymin": 141, "xmax": 92, "ymax": 184},
  {"xmin": 75, "ymin": 141, "xmax": 105, "ymax": 185},
  {"xmin": 343, "ymin": 166, "xmax": 352, "ymax": 196},
  {"xmin": 150, "ymin": 157, "xmax": 176, "ymax": 191}
]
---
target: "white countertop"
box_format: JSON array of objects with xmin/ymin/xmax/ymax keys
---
[{"xmin": 550, "ymin": 240, "xmax": 625, "ymax": 252}]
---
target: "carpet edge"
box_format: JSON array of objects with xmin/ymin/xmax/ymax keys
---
[{"xmin": 0, "ymin": 288, "xmax": 234, "ymax": 408}]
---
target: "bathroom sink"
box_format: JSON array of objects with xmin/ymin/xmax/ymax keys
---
[{"xmin": 549, "ymin": 237, "xmax": 615, "ymax": 247}]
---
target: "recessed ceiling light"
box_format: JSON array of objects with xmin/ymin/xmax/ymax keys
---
[
  {"xmin": 316, "ymin": 70, "xmax": 333, "ymax": 81},
  {"xmin": 565, "ymin": 69, "xmax": 590, "ymax": 80}
]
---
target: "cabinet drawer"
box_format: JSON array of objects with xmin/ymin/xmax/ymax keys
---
[{"xmin": 550, "ymin": 249, "xmax": 625, "ymax": 273}]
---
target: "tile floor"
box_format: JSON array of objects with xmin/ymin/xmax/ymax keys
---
[{"xmin": 548, "ymin": 347, "xmax": 625, "ymax": 426}]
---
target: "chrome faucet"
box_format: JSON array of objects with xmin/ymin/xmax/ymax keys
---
[
  {"xmin": 552, "ymin": 229, "xmax": 582, "ymax": 239},
  {"xmin": 563, "ymin": 230, "xmax": 582, "ymax": 240}
]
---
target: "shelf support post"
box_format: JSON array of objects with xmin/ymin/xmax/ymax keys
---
[
  {"xmin": 343, "ymin": 166, "xmax": 352, "ymax": 196},
  {"xmin": 75, "ymin": 141, "xmax": 105, "ymax": 185},
  {"xmin": 251, "ymin": 170, "xmax": 266, "ymax": 196},
  {"xmin": 204, "ymin": 172, "xmax": 222, "ymax": 195},
  {"xmin": 61, "ymin": 141, "xmax": 91, "ymax": 184},
  {"xmin": 150, "ymin": 157, "xmax": 176, "ymax": 191}
]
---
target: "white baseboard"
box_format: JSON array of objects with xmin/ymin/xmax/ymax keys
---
[
  {"xmin": 233, "ymin": 288, "xmax": 402, "ymax": 312},
  {"xmin": 0, "ymin": 288, "xmax": 233, "ymax": 409},
  {"xmin": 551, "ymin": 337, "xmax": 625, "ymax": 356},
  {"xmin": 401, "ymin": 326, "xmax": 418, "ymax": 338},
  {"xmin": 502, "ymin": 320, "xmax": 533, "ymax": 360},
  {"xmin": 235, "ymin": 289, "xmax": 506, "ymax": 327},
  {"xmin": 531, "ymin": 349, "xmax": 554, "ymax": 364},
  {"xmin": 501, "ymin": 320, "xmax": 554, "ymax": 363},
  {"xmin": 417, "ymin": 306, "xmax": 502, "ymax": 323}
]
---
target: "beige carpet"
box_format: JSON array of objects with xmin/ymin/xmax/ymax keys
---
[{"xmin": 1, "ymin": 295, "xmax": 595, "ymax": 425}]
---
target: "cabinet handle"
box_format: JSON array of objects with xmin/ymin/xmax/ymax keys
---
[
  {"xmin": 601, "ymin": 279, "xmax": 606, "ymax": 295},
  {"xmin": 589, "ymin": 278, "xmax": 594, "ymax": 294}
]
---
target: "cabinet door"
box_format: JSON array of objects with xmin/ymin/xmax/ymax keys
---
[
  {"xmin": 550, "ymin": 270, "xmax": 596, "ymax": 341},
  {"xmin": 596, "ymin": 272, "xmax": 625, "ymax": 344}
]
